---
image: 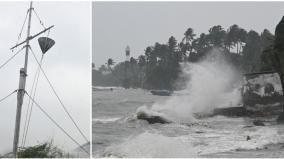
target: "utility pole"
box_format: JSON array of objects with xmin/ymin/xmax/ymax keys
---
[{"xmin": 13, "ymin": 2, "xmax": 33, "ymax": 157}]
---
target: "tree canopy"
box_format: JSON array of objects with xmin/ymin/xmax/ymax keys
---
[{"xmin": 93, "ymin": 23, "xmax": 277, "ymax": 90}]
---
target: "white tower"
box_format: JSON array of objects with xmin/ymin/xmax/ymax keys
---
[{"xmin": 125, "ymin": 45, "xmax": 130, "ymax": 62}]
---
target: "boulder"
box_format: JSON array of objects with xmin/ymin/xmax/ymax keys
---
[
  {"xmin": 136, "ymin": 111, "xmax": 171, "ymax": 124},
  {"xmin": 253, "ymin": 120, "xmax": 265, "ymax": 126},
  {"xmin": 277, "ymin": 113, "xmax": 284, "ymax": 123}
]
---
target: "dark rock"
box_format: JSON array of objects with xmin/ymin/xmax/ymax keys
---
[
  {"xmin": 195, "ymin": 131, "xmax": 204, "ymax": 134},
  {"xmin": 94, "ymin": 142, "xmax": 104, "ymax": 145},
  {"xmin": 253, "ymin": 120, "xmax": 265, "ymax": 126},
  {"xmin": 213, "ymin": 107, "xmax": 250, "ymax": 117},
  {"xmin": 243, "ymin": 125, "xmax": 254, "ymax": 128},
  {"xmin": 277, "ymin": 113, "xmax": 284, "ymax": 123},
  {"xmin": 246, "ymin": 136, "xmax": 251, "ymax": 141},
  {"xmin": 137, "ymin": 111, "xmax": 171, "ymax": 124},
  {"xmin": 150, "ymin": 90, "xmax": 172, "ymax": 96}
]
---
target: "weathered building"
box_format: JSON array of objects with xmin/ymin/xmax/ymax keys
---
[{"xmin": 242, "ymin": 71, "xmax": 283, "ymax": 116}]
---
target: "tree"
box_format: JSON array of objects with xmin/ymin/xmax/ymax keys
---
[
  {"xmin": 138, "ymin": 55, "xmax": 146, "ymax": 87},
  {"xmin": 226, "ymin": 24, "xmax": 247, "ymax": 54},
  {"xmin": 192, "ymin": 33, "xmax": 209, "ymax": 53},
  {"xmin": 107, "ymin": 58, "xmax": 115, "ymax": 67},
  {"xmin": 138, "ymin": 55, "xmax": 146, "ymax": 68},
  {"xmin": 130, "ymin": 57, "xmax": 137, "ymax": 65},
  {"xmin": 208, "ymin": 25, "xmax": 226, "ymax": 47},
  {"xmin": 93, "ymin": 23, "xmax": 279, "ymax": 92},
  {"xmin": 242, "ymin": 30, "xmax": 262, "ymax": 73},
  {"xmin": 98, "ymin": 64, "xmax": 108, "ymax": 73},
  {"xmin": 260, "ymin": 29, "xmax": 275, "ymax": 71},
  {"xmin": 17, "ymin": 141, "xmax": 64, "ymax": 158},
  {"xmin": 181, "ymin": 28, "xmax": 196, "ymax": 59},
  {"xmin": 226, "ymin": 24, "xmax": 239, "ymax": 52},
  {"xmin": 106, "ymin": 58, "xmax": 115, "ymax": 72},
  {"xmin": 183, "ymin": 28, "xmax": 196, "ymax": 44},
  {"xmin": 238, "ymin": 28, "xmax": 247, "ymax": 54}
]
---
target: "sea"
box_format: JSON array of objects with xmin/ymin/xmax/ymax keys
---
[{"xmin": 93, "ymin": 87, "xmax": 284, "ymax": 158}]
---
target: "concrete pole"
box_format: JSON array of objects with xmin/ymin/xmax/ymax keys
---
[{"xmin": 13, "ymin": 2, "xmax": 33, "ymax": 157}]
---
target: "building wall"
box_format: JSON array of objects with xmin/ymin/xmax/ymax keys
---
[{"xmin": 242, "ymin": 72, "xmax": 283, "ymax": 112}]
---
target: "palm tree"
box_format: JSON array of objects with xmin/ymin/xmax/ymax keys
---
[
  {"xmin": 106, "ymin": 58, "xmax": 115, "ymax": 71},
  {"xmin": 208, "ymin": 25, "xmax": 226, "ymax": 47},
  {"xmin": 182, "ymin": 28, "xmax": 196, "ymax": 55},
  {"xmin": 183, "ymin": 28, "xmax": 196, "ymax": 44}
]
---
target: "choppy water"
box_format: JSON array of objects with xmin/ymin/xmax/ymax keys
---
[{"xmin": 93, "ymin": 88, "xmax": 284, "ymax": 158}]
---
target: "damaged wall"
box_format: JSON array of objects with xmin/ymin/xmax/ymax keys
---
[{"xmin": 242, "ymin": 71, "xmax": 283, "ymax": 114}]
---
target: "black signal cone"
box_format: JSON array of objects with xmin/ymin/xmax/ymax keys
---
[{"xmin": 38, "ymin": 37, "xmax": 55, "ymax": 54}]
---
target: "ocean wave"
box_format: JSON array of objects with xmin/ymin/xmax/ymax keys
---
[
  {"xmin": 93, "ymin": 86, "xmax": 124, "ymax": 91},
  {"xmin": 103, "ymin": 132, "xmax": 198, "ymax": 158},
  {"xmin": 102, "ymin": 124, "xmax": 284, "ymax": 157},
  {"xmin": 93, "ymin": 117, "xmax": 121, "ymax": 124}
]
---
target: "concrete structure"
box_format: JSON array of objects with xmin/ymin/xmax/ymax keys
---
[{"xmin": 242, "ymin": 71, "xmax": 283, "ymax": 115}]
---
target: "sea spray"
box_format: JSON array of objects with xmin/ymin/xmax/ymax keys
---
[
  {"xmin": 103, "ymin": 131, "xmax": 199, "ymax": 157},
  {"xmin": 137, "ymin": 48, "xmax": 242, "ymax": 123}
]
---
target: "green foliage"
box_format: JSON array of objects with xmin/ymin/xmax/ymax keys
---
[
  {"xmin": 242, "ymin": 30, "xmax": 262, "ymax": 72},
  {"xmin": 17, "ymin": 141, "xmax": 64, "ymax": 158},
  {"xmin": 93, "ymin": 22, "xmax": 282, "ymax": 90},
  {"xmin": 208, "ymin": 25, "xmax": 226, "ymax": 47},
  {"xmin": 260, "ymin": 29, "xmax": 275, "ymax": 71}
]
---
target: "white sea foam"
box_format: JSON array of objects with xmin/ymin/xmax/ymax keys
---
[
  {"xmin": 93, "ymin": 117, "xmax": 121, "ymax": 124},
  {"xmin": 136, "ymin": 48, "xmax": 242, "ymax": 123},
  {"xmin": 103, "ymin": 122, "xmax": 284, "ymax": 157},
  {"xmin": 103, "ymin": 131, "xmax": 198, "ymax": 157},
  {"xmin": 93, "ymin": 86, "xmax": 124, "ymax": 91}
]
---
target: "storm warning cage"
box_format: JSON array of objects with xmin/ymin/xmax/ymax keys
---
[{"xmin": 0, "ymin": 2, "xmax": 89, "ymax": 157}]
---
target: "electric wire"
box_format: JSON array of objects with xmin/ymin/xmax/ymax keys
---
[
  {"xmin": 0, "ymin": 47, "xmax": 25, "ymax": 71},
  {"xmin": 21, "ymin": 55, "xmax": 44, "ymax": 147},
  {"xmin": 21, "ymin": 9, "xmax": 51, "ymax": 145},
  {"xmin": 14, "ymin": 9, "xmax": 29, "ymax": 49},
  {"xmin": 0, "ymin": 90, "xmax": 18, "ymax": 104},
  {"xmin": 32, "ymin": 8, "xmax": 46, "ymax": 29},
  {"xmin": 28, "ymin": 46, "xmax": 89, "ymax": 144},
  {"xmin": 24, "ymin": 91, "xmax": 89, "ymax": 155}
]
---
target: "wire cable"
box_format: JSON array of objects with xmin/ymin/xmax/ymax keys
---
[
  {"xmin": 28, "ymin": 46, "xmax": 89, "ymax": 143},
  {"xmin": 0, "ymin": 47, "xmax": 25, "ymax": 71},
  {"xmin": 24, "ymin": 91, "xmax": 89, "ymax": 155},
  {"xmin": 32, "ymin": 8, "xmax": 46, "ymax": 29},
  {"xmin": 14, "ymin": 9, "xmax": 29, "ymax": 49},
  {"xmin": 0, "ymin": 90, "xmax": 18, "ymax": 104},
  {"xmin": 21, "ymin": 55, "xmax": 44, "ymax": 147}
]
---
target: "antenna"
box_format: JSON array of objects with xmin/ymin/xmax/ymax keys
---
[{"xmin": 11, "ymin": 2, "xmax": 54, "ymax": 157}]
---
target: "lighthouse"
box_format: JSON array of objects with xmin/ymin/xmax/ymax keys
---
[
  {"xmin": 124, "ymin": 45, "xmax": 130, "ymax": 88},
  {"xmin": 125, "ymin": 45, "xmax": 130, "ymax": 61}
]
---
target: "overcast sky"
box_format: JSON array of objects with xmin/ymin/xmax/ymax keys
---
[
  {"xmin": 0, "ymin": 2, "xmax": 90, "ymax": 155},
  {"xmin": 93, "ymin": 2, "xmax": 284, "ymax": 67}
]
